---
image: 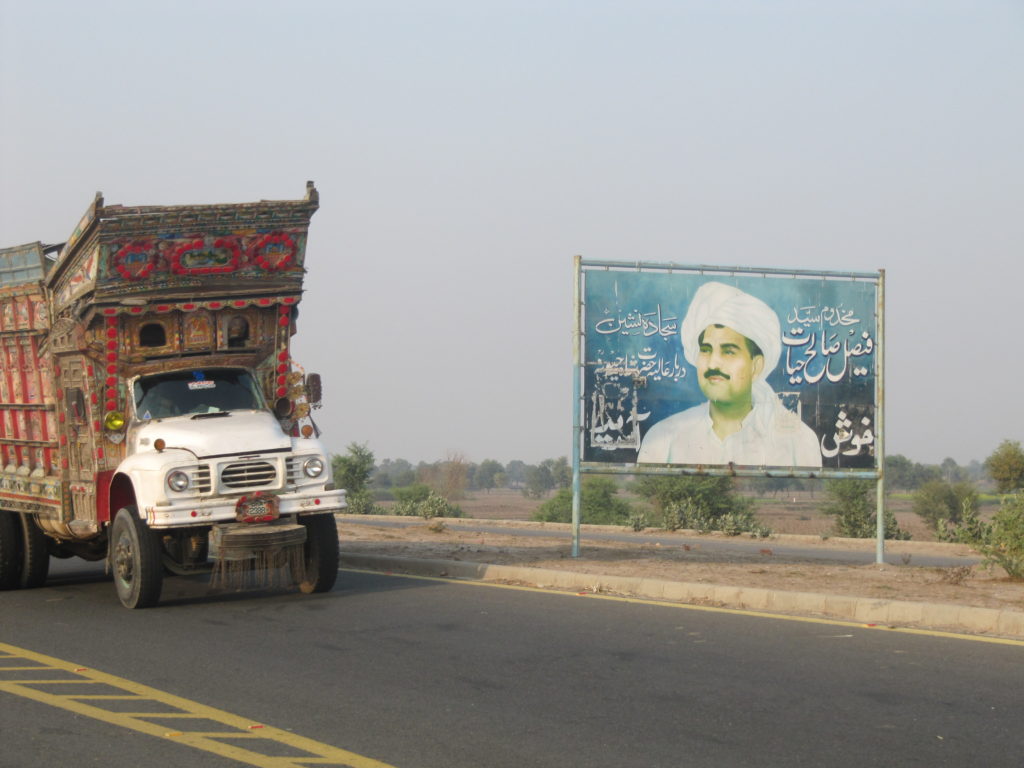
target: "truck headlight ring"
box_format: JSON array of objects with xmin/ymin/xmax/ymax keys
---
[
  {"xmin": 167, "ymin": 470, "xmax": 190, "ymax": 492},
  {"xmin": 303, "ymin": 457, "xmax": 325, "ymax": 478}
]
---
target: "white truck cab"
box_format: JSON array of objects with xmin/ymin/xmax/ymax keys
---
[{"xmin": 122, "ymin": 366, "xmax": 343, "ymax": 529}]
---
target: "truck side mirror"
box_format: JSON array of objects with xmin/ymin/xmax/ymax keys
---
[{"xmin": 305, "ymin": 373, "xmax": 322, "ymax": 407}]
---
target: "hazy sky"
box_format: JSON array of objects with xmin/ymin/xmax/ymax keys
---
[{"xmin": 1, "ymin": 1, "xmax": 1021, "ymax": 467}]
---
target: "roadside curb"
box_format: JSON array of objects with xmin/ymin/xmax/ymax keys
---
[{"xmin": 339, "ymin": 553, "xmax": 1024, "ymax": 640}]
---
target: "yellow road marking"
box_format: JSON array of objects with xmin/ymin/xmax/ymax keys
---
[
  {"xmin": 342, "ymin": 568, "xmax": 1024, "ymax": 648},
  {"xmin": 0, "ymin": 642, "xmax": 397, "ymax": 768}
]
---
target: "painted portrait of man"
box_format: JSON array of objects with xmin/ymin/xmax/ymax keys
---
[{"xmin": 636, "ymin": 281, "xmax": 822, "ymax": 467}]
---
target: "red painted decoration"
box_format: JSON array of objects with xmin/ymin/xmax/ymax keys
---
[
  {"xmin": 113, "ymin": 242, "xmax": 156, "ymax": 280},
  {"xmin": 251, "ymin": 232, "xmax": 297, "ymax": 271},
  {"xmin": 170, "ymin": 237, "xmax": 240, "ymax": 275}
]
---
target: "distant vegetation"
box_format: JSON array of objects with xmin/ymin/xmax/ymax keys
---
[{"xmin": 346, "ymin": 450, "xmax": 572, "ymax": 503}]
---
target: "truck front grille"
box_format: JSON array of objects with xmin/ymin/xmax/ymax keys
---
[{"xmin": 220, "ymin": 460, "xmax": 276, "ymax": 489}]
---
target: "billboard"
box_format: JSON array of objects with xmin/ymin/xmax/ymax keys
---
[{"xmin": 579, "ymin": 263, "xmax": 881, "ymax": 472}]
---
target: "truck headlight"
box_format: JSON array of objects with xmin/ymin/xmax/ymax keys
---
[
  {"xmin": 303, "ymin": 457, "xmax": 325, "ymax": 478},
  {"xmin": 167, "ymin": 470, "xmax": 190, "ymax": 492}
]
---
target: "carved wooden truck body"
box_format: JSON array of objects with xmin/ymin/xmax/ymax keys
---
[{"xmin": 0, "ymin": 183, "xmax": 345, "ymax": 607}]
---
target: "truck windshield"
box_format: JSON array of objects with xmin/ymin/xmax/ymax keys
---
[{"xmin": 133, "ymin": 369, "xmax": 266, "ymax": 420}]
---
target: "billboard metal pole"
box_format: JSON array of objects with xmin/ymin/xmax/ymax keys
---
[
  {"xmin": 571, "ymin": 255, "xmax": 583, "ymax": 558},
  {"xmin": 875, "ymin": 269, "xmax": 886, "ymax": 564}
]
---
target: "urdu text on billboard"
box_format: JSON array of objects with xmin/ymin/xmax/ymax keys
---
[{"xmin": 580, "ymin": 263, "xmax": 881, "ymax": 473}]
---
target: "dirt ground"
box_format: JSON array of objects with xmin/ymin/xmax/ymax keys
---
[{"xmin": 339, "ymin": 490, "xmax": 1024, "ymax": 614}]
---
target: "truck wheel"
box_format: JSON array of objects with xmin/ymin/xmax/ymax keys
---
[
  {"xmin": 111, "ymin": 507, "xmax": 163, "ymax": 609},
  {"xmin": 0, "ymin": 513, "xmax": 20, "ymax": 590},
  {"xmin": 18, "ymin": 514, "xmax": 49, "ymax": 589},
  {"xmin": 296, "ymin": 514, "xmax": 339, "ymax": 594}
]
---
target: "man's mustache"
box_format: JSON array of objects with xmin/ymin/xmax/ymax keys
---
[{"xmin": 703, "ymin": 369, "xmax": 730, "ymax": 380}]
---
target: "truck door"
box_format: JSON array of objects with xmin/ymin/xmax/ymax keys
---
[{"xmin": 55, "ymin": 355, "xmax": 100, "ymax": 526}]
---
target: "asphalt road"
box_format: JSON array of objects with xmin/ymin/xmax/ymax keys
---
[
  {"xmin": 342, "ymin": 516, "xmax": 980, "ymax": 568},
  {"xmin": 1, "ymin": 559, "xmax": 1020, "ymax": 768}
]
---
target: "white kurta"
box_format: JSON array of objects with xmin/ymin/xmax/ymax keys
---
[{"xmin": 637, "ymin": 397, "xmax": 822, "ymax": 467}]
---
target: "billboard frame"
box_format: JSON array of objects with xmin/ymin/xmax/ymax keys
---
[{"xmin": 571, "ymin": 257, "xmax": 887, "ymax": 562}]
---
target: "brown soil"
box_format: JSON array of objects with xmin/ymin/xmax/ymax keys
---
[{"xmin": 340, "ymin": 491, "xmax": 1024, "ymax": 614}]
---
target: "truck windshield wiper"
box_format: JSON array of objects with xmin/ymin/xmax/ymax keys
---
[{"xmin": 191, "ymin": 411, "xmax": 232, "ymax": 420}]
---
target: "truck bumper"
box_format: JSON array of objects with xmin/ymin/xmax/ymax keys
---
[{"xmin": 142, "ymin": 488, "xmax": 346, "ymax": 528}]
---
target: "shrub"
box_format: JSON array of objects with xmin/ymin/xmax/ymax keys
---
[
  {"xmin": 345, "ymin": 489, "xmax": 379, "ymax": 515},
  {"xmin": 947, "ymin": 493, "xmax": 1024, "ymax": 579},
  {"xmin": 633, "ymin": 476, "xmax": 769, "ymax": 537},
  {"xmin": 823, "ymin": 478, "xmax": 909, "ymax": 539},
  {"xmin": 393, "ymin": 500, "xmax": 418, "ymax": 517},
  {"xmin": 418, "ymin": 491, "xmax": 462, "ymax": 520},
  {"xmin": 393, "ymin": 490, "xmax": 463, "ymax": 520},
  {"xmin": 912, "ymin": 480, "xmax": 977, "ymax": 534},
  {"xmin": 533, "ymin": 477, "xmax": 633, "ymax": 525},
  {"xmin": 393, "ymin": 483, "xmax": 432, "ymax": 504},
  {"xmin": 661, "ymin": 496, "xmax": 769, "ymax": 537}
]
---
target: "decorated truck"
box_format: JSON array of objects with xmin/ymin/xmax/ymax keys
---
[{"xmin": 0, "ymin": 182, "xmax": 345, "ymax": 608}]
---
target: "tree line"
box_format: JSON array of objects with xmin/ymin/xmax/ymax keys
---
[
  {"xmin": 330, "ymin": 443, "xmax": 576, "ymax": 514},
  {"xmin": 333, "ymin": 440, "xmax": 1024, "ymax": 499},
  {"xmin": 332, "ymin": 440, "xmax": 1024, "ymax": 508}
]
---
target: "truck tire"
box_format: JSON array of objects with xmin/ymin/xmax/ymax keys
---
[
  {"xmin": 18, "ymin": 514, "xmax": 49, "ymax": 589},
  {"xmin": 110, "ymin": 507, "xmax": 163, "ymax": 609},
  {"xmin": 0, "ymin": 513, "xmax": 20, "ymax": 590},
  {"xmin": 296, "ymin": 514, "xmax": 339, "ymax": 594}
]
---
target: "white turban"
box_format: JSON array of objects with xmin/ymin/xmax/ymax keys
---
[{"xmin": 680, "ymin": 281, "xmax": 781, "ymax": 379}]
